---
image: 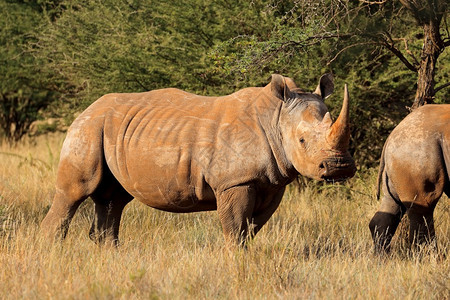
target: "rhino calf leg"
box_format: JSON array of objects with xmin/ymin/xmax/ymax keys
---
[{"xmin": 217, "ymin": 185, "xmax": 256, "ymax": 246}]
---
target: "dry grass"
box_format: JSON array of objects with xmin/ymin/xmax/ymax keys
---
[{"xmin": 0, "ymin": 133, "xmax": 448, "ymax": 299}]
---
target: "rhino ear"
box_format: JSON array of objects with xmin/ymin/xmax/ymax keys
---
[
  {"xmin": 314, "ymin": 73, "xmax": 334, "ymax": 99},
  {"xmin": 271, "ymin": 74, "xmax": 294, "ymax": 102},
  {"xmin": 284, "ymin": 77, "xmax": 298, "ymax": 91}
]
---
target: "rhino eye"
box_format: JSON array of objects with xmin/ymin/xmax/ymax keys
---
[{"xmin": 299, "ymin": 138, "xmax": 305, "ymax": 144}]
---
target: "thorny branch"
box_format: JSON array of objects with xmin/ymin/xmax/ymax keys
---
[
  {"xmin": 434, "ymin": 82, "xmax": 450, "ymax": 94},
  {"xmin": 232, "ymin": 0, "xmax": 448, "ymax": 79},
  {"xmin": 400, "ymin": 38, "xmax": 420, "ymax": 66},
  {"xmin": 327, "ymin": 42, "xmax": 378, "ymax": 65},
  {"xmin": 239, "ymin": 32, "xmax": 356, "ymax": 69},
  {"xmin": 400, "ymin": 0, "xmax": 447, "ymax": 25},
  {"xmin": 376, "ymin": 31, "xmax": 418, "ymax": 72},
  {"xmin": 360, "ymin": 0, "xmax": 388, "ymax": 4}
]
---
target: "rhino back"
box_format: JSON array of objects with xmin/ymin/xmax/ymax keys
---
[{"xmin": 71, "ymin": 87, "xmax": 283, "ymax": 210}]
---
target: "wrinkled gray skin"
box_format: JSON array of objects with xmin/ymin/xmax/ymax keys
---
[
  {"xmin": 370, "ymin": 104, "xmax": 450, "ymax": 253},
  {"xmin": 41, "ymin": 74, "xmax": 356, "ymax": 246}
]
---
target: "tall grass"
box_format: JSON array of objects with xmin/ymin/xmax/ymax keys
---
[{"xmin": 0, "ymin": 133, "xmax": 448, "ymax": 299}]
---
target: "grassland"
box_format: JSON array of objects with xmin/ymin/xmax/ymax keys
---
[{"xmin": 0, "ymin": 133, "xmax": 448, "ymax": 299}]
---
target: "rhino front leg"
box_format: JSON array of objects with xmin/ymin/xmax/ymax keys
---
[
  {"xmin": 89, "ymin": 198, "xmax": 131, "ymax": 246},
  {"xmin": 216, "ymin": 185, "xmax": 256, "ymax": 246},
  {"xmin": 252, "ymin": 188, "xmax": 285, "ymax": 236},
  {"xmin": 369, "ymin": 194, "xmax": 403, "ymax": 253}
]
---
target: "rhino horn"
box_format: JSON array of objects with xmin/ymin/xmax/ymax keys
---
[
  {"xmin": 327, "ymin": 84, "xmax": 350, "ymax": 150},
  {"xmin": 321, "ymin": 112, "xmax": 333, "ymax": 128}
]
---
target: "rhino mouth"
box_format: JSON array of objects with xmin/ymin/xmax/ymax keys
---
[{"xmin": 319, "ymin": 156, "xmax": 356, "ymax": 182}]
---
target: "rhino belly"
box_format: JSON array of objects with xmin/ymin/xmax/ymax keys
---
[{"xmin": 104, "ymin": 142, "xmax": 217, "ymax": 212}]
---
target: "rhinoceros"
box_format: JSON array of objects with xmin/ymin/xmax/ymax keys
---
[
  {"xmin": 369, "ymin": 104, "xmax": 449, "ymax": 252},
  {"xmin": 41, "ymin": 74, "xmax": 356, "ymax": 246}
]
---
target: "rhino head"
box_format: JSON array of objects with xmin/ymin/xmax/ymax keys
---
[{"xmin": 272, "ymin": 74, "xmax": 356, "ymax": 181}]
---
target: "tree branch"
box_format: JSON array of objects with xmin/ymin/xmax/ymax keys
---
[
  {"xmin": 245, "ymin": 32, "xmax": 357, "ymax": 68},
  {"xmin": 434, "ymin": 82, "xmax": 450, "ymax": 94},
  {"xmin": 360, "ymin": 0, "xmax": 388, "ymax": 4},
  {"xmin": 378, "ymin": 32, "xmax": 418, "ymax": 72},
  {"xmin": 399, "ymin": 0, "xmax": 425, "ymax": 24},
  {"xmin": 290, "ymin": 33, "xmax": 355, "ymax": 45},
  {"xmin": 400, "ymin": 38, "xmax": 420, "ymax": 66},
  {"xmin": 327, "ymin": 42, "xmax": 378, "ymax": 65}
]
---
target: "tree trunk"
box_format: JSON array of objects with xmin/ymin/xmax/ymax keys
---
[{"xmin": 411, "ymin": 23, "xmax": 442, "ymax": 109}]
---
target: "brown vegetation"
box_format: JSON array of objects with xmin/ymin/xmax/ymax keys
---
[{"xmin": 0, "ymin": 134, "xmax": 448, "ymax": 299}]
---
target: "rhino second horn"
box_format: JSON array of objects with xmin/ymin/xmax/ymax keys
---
[
  {"xmin": 321, "ymin": 112, "xmax": 333, "ymax": 127},
  {"xmin": 327, "ymin": 84, "xmax": 350, "ymax": 150}
]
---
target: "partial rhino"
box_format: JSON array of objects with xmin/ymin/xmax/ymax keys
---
[
  {"xmin": 370, "ymin": 104, "xmax": 449, "ymax": 252},
  {"xmin": 41, "ymin": 74, "xmax": 356, "ymax": 246}
]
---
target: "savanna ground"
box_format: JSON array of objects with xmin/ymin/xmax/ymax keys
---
[{"xmin": 0, "ymin": 133, "xmax": 448, "ymax": 299}]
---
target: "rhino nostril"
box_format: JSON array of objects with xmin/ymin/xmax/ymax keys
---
[{"xmin": 319, "ymin": 162, "xmax": 329, "ymax": 178}]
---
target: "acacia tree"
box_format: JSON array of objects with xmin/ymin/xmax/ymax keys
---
[
  {"xmin": 0, "ymin": 1, "xmax": 47, "ymax": 142},
  {"xmin": 387, "ymin": 0, "xmax": 449, "ymax": 109},
  {"xmin": 0, "ymin": 0, "xmax": 67, "ymax": 142},
  {"xmin": 214, "ymin": 0, "xmax": 449, "ymax": 109},
  {"xmin": 33, "ymin": 0, "xmax": 275, "ymax": 111}
]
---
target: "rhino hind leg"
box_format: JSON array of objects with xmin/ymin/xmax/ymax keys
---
[
  {"xmin": 89, "ymin": 170, "xmax": 133, "ymax": 246},
  {"xmin": 407, "ymin": 206, "xmax": 437, "ymax": 249},
  {"xmin": 369, "ymin": 175, "xmax": 403, "ymax": 253},
  {"xmin": 41, "ymin": 125, "xmax": 108, "ymax": 241},
  {"xmin": 40, "ymin": 190, "xmax": 85, "ymax": 241},
  {"xmin": 40, "ymin": 156, "xmax": 104, "ymax": 241},
  {"xmin": 369, "ymin": 210, "xmax": 402, "ymax": 253}
]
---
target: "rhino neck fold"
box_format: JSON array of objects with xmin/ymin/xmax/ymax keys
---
[{"xmin": 255, "ymin": 90, "xmax": 298, "ymax": 181}]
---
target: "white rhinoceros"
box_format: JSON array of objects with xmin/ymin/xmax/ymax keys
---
[
  {"xmin": 41, "ymin": 74, "xmax": 356, "ymax": 245},
  {"xmin": 370, "ymin": 104, "xmax": 449, "ymax": 252}
]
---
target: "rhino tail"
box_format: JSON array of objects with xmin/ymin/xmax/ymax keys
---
[{"xmin": 376, "ymin": 140, "xmax": 388, "ymax": 200}]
